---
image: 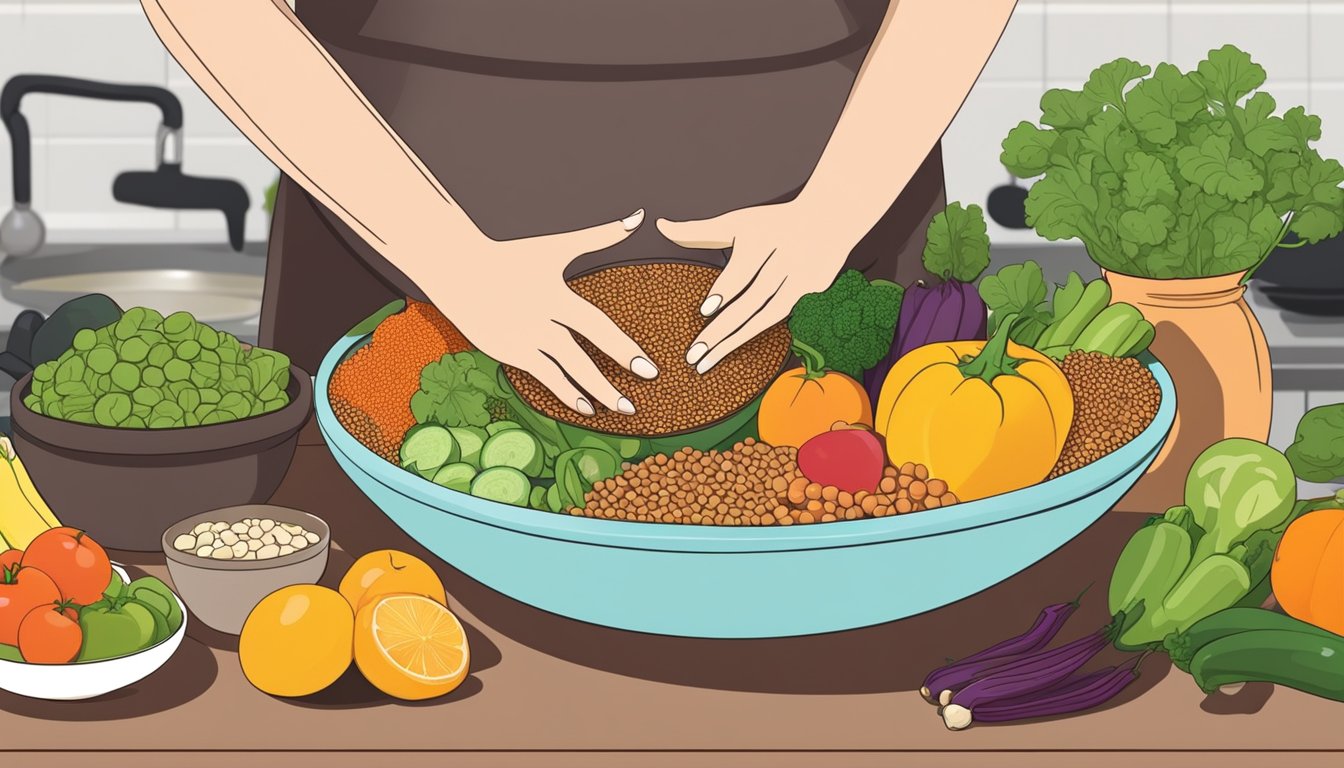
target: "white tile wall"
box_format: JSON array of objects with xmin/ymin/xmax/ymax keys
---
[
  {"xmin": 0, "ymin": 0, "xmax": 277, "ymax": 243},
  {"xmin": 1, "ymin": 0, "xmax": 1343, "ymax": 247}
]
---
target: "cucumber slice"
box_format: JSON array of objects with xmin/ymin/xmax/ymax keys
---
[
  {"xmin": 470, "ymin": 466, "xmax": 531, "ymax": 506},
  {"xmin": 432, "ymin": 462, "xmax": 477, "ymax": 493},
  {"xmin": 400, "ymin": 425, "xmax": 459, "ymax": 478},
  {"xmin": 447, "ymin": 426, "xmax": 489, "ymax": 468},
  {"xmin": 485, "ymin": 420, "xmax": 523, "ymax": 436},
  {"xmin": 480, "ymin": 429, "xmax": 545, "ymax": 476}
]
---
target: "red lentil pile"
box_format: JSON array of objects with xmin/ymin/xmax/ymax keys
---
[
  {"xmin": 330, "ymin": 299, "xmax": 471, "ymax": 461},
  {"xmin": 571, "ymin": 438, "xmax": 959, "ymax": 526},
  {"xmin": 504, "ymin": 263, "xmax": 791, "ymax": 436},
  {"xmin": 1048, "ymin": 350, "xmax": 1162, "ymax": 479}
]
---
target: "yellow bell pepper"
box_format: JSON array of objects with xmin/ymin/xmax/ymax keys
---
[{"xmin": 874, "ymin": 315, "xmax": 1073, "ymax": 502}]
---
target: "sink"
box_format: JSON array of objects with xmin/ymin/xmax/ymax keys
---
[{"xmin": 0, "ymin": 242, "xmax": 266, "ymax": 338}]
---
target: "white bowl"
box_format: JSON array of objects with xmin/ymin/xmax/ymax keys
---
[{"xmin": 0, "ymin": 564, "xmax": 187, "ymax": 701}]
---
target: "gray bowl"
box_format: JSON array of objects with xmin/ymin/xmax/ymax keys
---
[{"xmin": 161, "ymin": 505, "xmax": 330, "ymax": 635}]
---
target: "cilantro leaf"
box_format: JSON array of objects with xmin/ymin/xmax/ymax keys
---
[
  {"xmin": 1040, "ymin": 88, "xmax": 1102, "ymax": 130},
  {"xmin": 979, "ymin": 261, "xmax": 1052, "ymax": 341},
  {"xmin": 1236, "ymin": 93, "xmax": 1299, "ymax": 157},
  {"xmin": 1192, "ymin": 44, "xmax": 1266, "ymax": 107},
  {"xmin": 1082, "ymin": 58, "xmax": 1150, "ymax": 108},
  {"xmin": 412, "ymin": 351, "xmax": 504, "ymax": 428},
  {"xmin": 1079, "ymin": 109, "xmax": 1138, "ymax": 174},
  {"xmin": 1290, "ymin": 205, "xmax": 1344, "ymax": 243},
  {"xmin": 1125, "ymin": 63, "xmax": 1207, "ymax": 145},
  {"xmin": 1119, "ymin": 205, "xmax": 1176, "ymax": 247},
  {"xmin": 1025, "ymin": 166, "xmax": 1101, "ymax": 241},
  {"xmin": 922, "ymin": 202, "xmax": 990, "ymax": 283},
  {"xmin": 1283, "ymin": 106, "xmax": 1323, "ymax": 147},
  {"xmin": 1208, "ymin": 204, "xmax": 1281, "ymax": 273},
  {"xmin": 1123, "ymin": 152, "xmax": 1177, "ymax": 208},
  {"xmin": 1177, "ymin": 135, "xmax": 1265, "ymax": 201},
  {"xmin": 1001, "ymin": 121, "xmax": 1057, "ymax": 177}
]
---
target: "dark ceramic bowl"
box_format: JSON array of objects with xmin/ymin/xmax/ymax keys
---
[{"xmin": 8, "ymin": 366, "xmax": 313, "ymax": 552}]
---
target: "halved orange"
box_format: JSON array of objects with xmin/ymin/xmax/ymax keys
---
[{"xmin": 354, "ymin": 593, "xmax": 469, "ymax": 700}]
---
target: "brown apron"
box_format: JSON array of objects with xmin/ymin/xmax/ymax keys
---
[{"xmin": 263, "ymin": 0, "xmax": 945, "ymax": 386}]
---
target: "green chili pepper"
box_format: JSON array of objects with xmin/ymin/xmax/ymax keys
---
[
  {"xmin": 1159, "ymin": 553, "xmax": 1252, "ymax": 634},
  {"xmin": 1108, "ymin": 516, "xmax": 1193, "ymax": 619}
]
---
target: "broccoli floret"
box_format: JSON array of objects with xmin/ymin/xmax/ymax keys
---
[{"xmin": 787, "ymin": 270, "xmax": 904, "ymax": 380}]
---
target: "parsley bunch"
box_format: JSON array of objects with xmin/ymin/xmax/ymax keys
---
[{"xmin": 1001, "ymin": 45, "xmax": 1344, "ymax": 279}]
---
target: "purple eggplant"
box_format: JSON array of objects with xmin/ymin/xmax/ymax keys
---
[
  {"xmin": 941, "ymin": 654, "xmax": 1144, "ymax": 730},
  {"xmin": 945, "ymin": 629, "xmax": 1110, "ymax": 712},
  {"xmin": 863, "ymin": 280, "xmax": 987, "ymax": 406},
  {"xmin": 921, "ymin": 596, "xmax": 1082, "ymax": 705}
]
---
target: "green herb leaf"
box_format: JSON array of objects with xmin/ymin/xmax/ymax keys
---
[
  {"xmin": 922, "ymin": 202, "xmax": 991, "ymax": 283},
  {"xmin": 1122, "ymin": 152, "xmax": 1177, "ymax": 208},
  {"xmin": 345, "ymin": 299, "xmax": 406, "ymax": 338},
  {"xmin": 1039, "ymin": 87, "xmax": 1102, "ymax": 130},
  {"xmin": 413, "ymin": 351, "xmax": 503, "ymax": 428},
  {"xmin": 1236, "ymin": 93, "xmax": 1299, "ymax": 157},
  {"xmin": 1025, "ymin": 166, "xmax": 1100, "ymax": 241},
  {"xmin": 1119, "ymin": 205, "xmax": 1176, "ymax": 247},
  {"xmin": 1177, "ymin": 135, "xmax": 1265, "ymax": 201},
  {"xmin": 1001, "ymin": 121, "xmax": 1056, "ymax": 177},
  {"xmin": 1191, "ymin": 44, "xmax": 1266, "ymax": 107},
  {"xmin": 1125, "ymin": 63, "xmax": 1206, "ymax": 145},
  {"xmin": 1081, "ymin": 58, "xmax": 1150, "ymax": 109},
  {"xmin": 979, "ymin": 261, "xmax": 1051, "ymax": 339}
]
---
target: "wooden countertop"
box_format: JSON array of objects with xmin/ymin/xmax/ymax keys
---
[{"xmin": 2, "ymin": 444, "xmax": 1341, "ymax": 767}]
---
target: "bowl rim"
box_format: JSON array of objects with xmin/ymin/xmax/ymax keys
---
[
  {"xmin": 0, "ymin": 563, "xmax": 187, "ymax": 668},
  {"xmin": 9, "ymin": 363, "xmax": 314, "ymax": 456},
  {"xmin": 161, "ymin": 506, "xmax": 330, "ymax": 571},
  {"xmin": 317, "ymin": 331, "xmax": 1176, "ymax": 554}
]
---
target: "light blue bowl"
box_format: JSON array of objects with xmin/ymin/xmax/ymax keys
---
[{"xmin": 317, "ymin": 335, "xmax": 1176, "ymax": 638}]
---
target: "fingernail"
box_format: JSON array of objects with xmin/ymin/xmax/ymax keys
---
[
  {"xmin": 621, "ymin": 209, "xmax": 645, "ymax": 231},
  {"xmin": 696, "ymin": 356, "xmax": 716, "ymax": 375},
  {"xmin": 616, "ymin": 397, "xmax": 636, "ymax": 415},
  {"xmin": 575, "ymin": 397, "xmax": 595, "ymax": 416},
  {"xmin": 631, "ymin": 356, "xmax": 659, "ymax": 379},
  {"xmin": 700, "ymin": 295, "xmax": 722, "ymax": 316},
  {"xmin": 685, "ymin": 342, "xmax": 708, "ymax": 365}
]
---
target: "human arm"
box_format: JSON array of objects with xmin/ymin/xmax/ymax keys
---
[
  {"xmin": 140, "ymin": 0, "xmax": 654, "ymax": 415},
  {"xmin": 660, "ymin": 0, "xmax": 1018, "ymax": 373}
]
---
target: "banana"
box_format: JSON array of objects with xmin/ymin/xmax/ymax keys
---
[
  {"xmin": 1038, "ymin": 280, "xmax": 1112, "ymax": 350},
  {"xmin": 1073, "ymin": 304, "xmax": 1144, "ymax": 355},
  {"xmin": 0, "ymin": 437, "xmax": 59, "ymax": 550},
  {"xmin": 2, "ymin": 440, "xmax": 61, "ymax": 529}
]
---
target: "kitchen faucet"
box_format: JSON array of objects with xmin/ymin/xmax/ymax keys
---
[{"xmin": 0, "ymin": 75, "xmax": 250, "ymax": 257}]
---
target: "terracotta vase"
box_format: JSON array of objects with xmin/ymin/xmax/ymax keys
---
[{"xmin": 1104, "ymin": 270, "xmax": 1273, "ymax": 513}]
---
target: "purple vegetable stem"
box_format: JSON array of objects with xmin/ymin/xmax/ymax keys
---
[
  {"xmin": 967, "ymin": 655, "xmax": 1144, "ymax": 725},
  {"xmin": 948, "ymin": 630, "xmax": 1110, "ymax": 710},
  {"xmin": 921, "ymin": 598, "xmax": 1080, "ymax": 701}
]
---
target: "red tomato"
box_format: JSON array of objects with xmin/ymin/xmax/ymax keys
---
[
  {"xmin": 0, "ymin": 566, "xmax": 61, "ymax": 645},
  {"xmin": 18, "ymin": 603, "xmax": 81, "ymax": 664},
  {"xmin": 22, "ymin": 527, "xmax": 111, "ymax": 606},
  {"xmin": 0, "ymin": 549, "xmax": 21, "ymax": 573}
]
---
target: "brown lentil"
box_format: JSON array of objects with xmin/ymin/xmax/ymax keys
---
[
  {"xmin": 504, "ymin": 263, "xmax": 791, "ymax": 435},
  {"xmin": 571, "ymin": 438, "xmax": 960, "ymax": 525},
  {"xmin": 1048, "ymin": 351, "xmax": 1162, "ymax": 479}
]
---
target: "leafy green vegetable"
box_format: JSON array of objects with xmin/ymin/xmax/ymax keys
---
[
  {"xmin": 922, "ymin": 202, "xmax": 991, "ymax": 283},
  {"xmin": 978, "ymin": 261, "xmax": 1051, "ymax": 344},
  {"xmin": 1285, "ymin": 403, "xmax": 1344, "ymax": 483},
  {"xmin": 410, "ymin": 352, "xmax": 505, "ymax": 428},
  {"xmin": 1185, "ymin": 437, "xmax": 1297, "ymax": 560},
  {"xmin": 787, "ymin": 270, "xmax": 903, "ymax": 380},
  {"xmin": 1001, "ymin": 45, "xmax": 1344, "ymax": 279}
]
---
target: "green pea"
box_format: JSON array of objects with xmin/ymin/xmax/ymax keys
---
[
  {"xmin": 194, "ymin": 403, "xmax": 216, "ymax": 419},
  {"xmin": 110, "ymin": 361, "xmax": 141, "ymax": 391},
  {"xmin": 87, "ymin": 347, "xmax": 117, "ymax": 375},
  {"xmin": 147, "ymin": 343, "xmax": 174, "ymax": 368},
  {"xmin": 64, "ymin": 394, "xmax": 96, "ymax": 413},
  {"xmin": 93, "ymin": 393, "xmax": 132, "ymax": 426},
  {"xmin": 72, "ymin": 328, "xmax": 96, "ymax": 351},
  {"xmin": 163, "ymin": 359, "xmax": 191, "ymax": 382},
  {"xmin": 30, "ymin": 379, "xmax": 45, "ymax": 397},
  {"xmin": 47, "ymin": 401, "xmax": 64, "ymax": 420},
  {"xmin": 177, "ymin": 388, "xmax": 201, "ymax": 413},
  {"xmin": 151, "ymin": 401, "xmax": 184, "ymax": 421},
  {"xmin": 198, "ymin": 348, "xmax": 220, "ymax": 366},
  {"xmin": 166, "ymin": 380, "xmax": 191, "ymax": 398},
  {"xmin": 118, "ymin": 337, "xmax": 150, "ymax": 363},
  {"xmin": 32, "ymin": 362, "xmax": 54, "ymax": 382},
  {"xmin": 67, "ymin": 411, "xmax": 95, "ymax": 425},
  {"xmin": 217, "ymin": 346, "xmax": 239, "ymax": 365},
  {"xmin": 175, "ymin": 339, "xmax": 201, "ymax": 361},
  {"xmin": 96, "ymin": 374, "xmax": 112, "ymax": 393},
  {"xmin": 263, "ymin": 398, "xmax": 287, "ymax": 413},
  {"xmin": 131, "ymin": 403, "xmax": 151, "ymax": 420},
  {"xmin": 54, "ymin": 380, "xmax": 90, "ymax": 397},
  {"xmin": 258, "ymin": 381, "xmax": 281, "ymax": 401},
  {"xmin": 55, "ymin": 356, "xmax": 82, "ymax": 384},
  {"xmin": 201, "ymin": 410, "xmax": 228, "ymax": 425},
  {"xmin": 94, "ymin": 327, "xmax": 114, "ymax": 345},
  {"xmin": 141, "ymin": 367, "xmax": 166, "ymax": 388},
  {"xmin": 138, "ymin": 307, "xmax": 164, "ymax": 329},
  {"xmin": 199, "ymin": 388, "xmax": 221, "ymax": 404},
  {"xmin": 119, "ymin": 415, "xmax": 147, "ymax": 429},
  {"xmin": 190, "ymin": 362, "xmax": 220, "ymax": 387},
  {"xmin": 23, "ymin": 394, "xmax": 40, "ymax": 413},
  {"xmin": 114, "ymin": 313, "xmax": 140, "ymax": 341},
  {"xmin": 183, "ymin": 412, "xmax": 200, "ymax": 427},
  {"xmin": 196, "ymin": 326, "xmax": 219, "ymax": 350},
  {"xmin": 41, "ymin": 388, "xmax": 59, "ymax": 409},
  {"xmin": 163, "ymin": 311, "xmax": 195, "ymax": 340},
  {"xmin": 132, "ymin": 387, "xmax": 162, "ymax": 407},
  {"xmin": 149, "ymin": 416, "xmax": 177, "ymax": 429},
  {"xmin": 136, "ymin": 329, "xmax": 166, "ymax": 346}
]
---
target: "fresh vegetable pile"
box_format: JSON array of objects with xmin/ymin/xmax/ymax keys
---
[
  {"xmin": 0, "ymin": 527, "xmax": 181, "ymax": 664},
  {"xmin": 924, "ymin": 404, "xmax": 1344, "ymax": 730},
  {"xmin": 1001, "ymin": 44, "xmax": 1344, "ymax": 280},
  {"xmin": 23, "ymin": 307, "xmax": 292, "ymax": 428}
]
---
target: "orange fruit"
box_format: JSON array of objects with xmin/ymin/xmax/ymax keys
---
[
  {"xmin": 354, "ymin": 593, "xmax": 469, "ymax": 701},
  {"xmin": 339, "ymin": 550, "xmax": 447, "ymax": 612},
  {"xmin": 239, "ymin": 585, "xmax": 354, "ymax": 697}
]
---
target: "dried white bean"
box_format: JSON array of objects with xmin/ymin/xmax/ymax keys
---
[
  {"xmin": 290, "ymin": 537, "xmax": 308, "ymax": 551},
  {"xmin": 242, "ymin": 551, "xmax": 257, "ymax": 560},
  {"xmin": 192, "ymin": 522, "xmax": 213, "ymax": 535},
  {"xmin": 195, "ymin": 545, "xmax": 213, "ymax": 558},
  {"xmin": 230, "ymin": 522, "xmax": 249, "ymax": 535},
  {"xmin": 211, "ymin": 522, "xmax": 228, "ymax": 532},
  {"xmin": 183, "ymin": 518, "xmax": 316, "ymax": 562},
  {"xmin": 303, "ymin": 531, "xmax": 320, "ymax": 545},
  {"xmin": 260, "ymin": 519, "xmax": 275, "ymax": 532},
  {"xmin": 220, "ymin": 530, "xmax": 239, "ymax": 546},
  {"xmin": 248, "ymin": 525, "xmax": 264, "ymax": 539},
  {"xmin": 173, "ymin": 533, "xmax": 197, "ymax": 551},
  {"xmin": 261, "ymin": 532, "xmax": 276, "ymax": 545},
  {"xmin": 231, "ymin": 541, "xmax": 248, "ymax": 558},
  {"xmin": 210, "ymin": 547, "xmax": 234, "ymax": 560},
  {"xmin": 278, "ymin": 545, "xmax": 295, "ymax": 556},
  {"xmin": 273, "ymin": 528, "xmax": 292, "ymax": 546},
  {"xmin": 196, "ymin": 530, "xmax": 215, "ymax": 547},
  {"xmin": 247, "ymin": 538, "xmax": 262, "ymax": 552},
  {"xmin": 257, "ymin": 544, "xmax": 280, "ymax": 559}
]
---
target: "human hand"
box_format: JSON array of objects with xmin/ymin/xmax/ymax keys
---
[
  {"xmin": 657, "ymin": 202, "xmax": 855, "ymax": 373},
  {"xmin": 430, "ymin": 209, "xmax": 657, "ymax": 417}
]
